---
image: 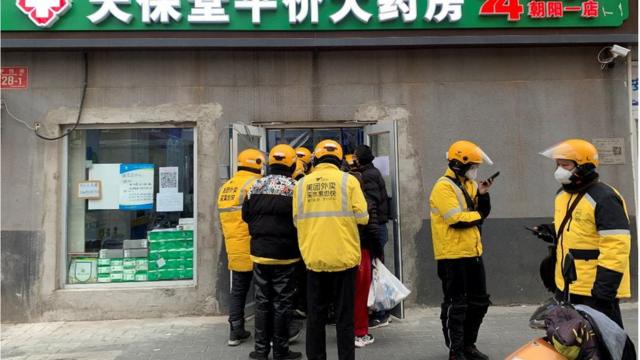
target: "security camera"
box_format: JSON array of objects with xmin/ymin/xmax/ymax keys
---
[
  {"xmin": 597, "ymin": 45, "xmax": 631, "ymax": 70},
  {"xmin": 610, "ymin": 45, "xmax": 631, "ymax": 58}
]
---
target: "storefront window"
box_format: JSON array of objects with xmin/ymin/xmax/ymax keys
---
[
  {"xmin": 66, "ymin": 127, "xmax": 195, "ymax": 285},
  {"xmin": 266, "ymin": 128, "xmax": 363, "ymax": 155}
]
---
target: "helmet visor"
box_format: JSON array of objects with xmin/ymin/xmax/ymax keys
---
[
  {"xmin": 477, "ymin": 147, "xmax": 494, "ymax": 166},
  {"xmin": 539, "ymin": 142, "xmax": 576, "ymax": 161}
]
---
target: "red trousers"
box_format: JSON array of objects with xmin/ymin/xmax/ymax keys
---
[{"xmin": 354, "ymin": 248, "xmax": 372, "ymax": 337}]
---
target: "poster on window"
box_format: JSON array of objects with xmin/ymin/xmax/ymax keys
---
[{"xmin": 119, "ymin": 163, "xmax": 154, "ymax": 210}]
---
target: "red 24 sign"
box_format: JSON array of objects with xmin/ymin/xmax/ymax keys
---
[{"xmin": 480, "ymin": 0, "xmax": 525, "ymax": 21}]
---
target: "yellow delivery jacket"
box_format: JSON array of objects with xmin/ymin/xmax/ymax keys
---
[
  {"xmin": 293, "ymin": 163, "xmax": 369, "ymax": 272},
  {"xmin": 554, "ymin": 182, "xmax": 631, "ymax": 299},
  {"xmin": 429, "ymin": 169, "xmax": 483, "ymax": 260},
  {"xmin": 217, "ymin": 170, "xmax": 261, "ymax": 272}
]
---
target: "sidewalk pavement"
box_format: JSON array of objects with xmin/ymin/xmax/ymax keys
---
[{"xmin": 2, "ymin": 304, "xmax": 637, "ymax": 360}]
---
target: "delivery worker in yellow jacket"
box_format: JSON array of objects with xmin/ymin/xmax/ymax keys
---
[
  {"xmin": 535, "ymin": 139, "xmax": 631, "ymax": 328},
  {"xmin": 429, "ymin": 140, "xmax": 495, "ymax": 360},
  {"xmin": 293, "ymin": 139, "xmax": 368, "ymax": 360},
  {"xmin": 217, "ymin": 148, "xmax": 264, "ymax": 346}
]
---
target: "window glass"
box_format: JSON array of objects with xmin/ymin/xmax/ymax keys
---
[{"xmin": 67, "ymin": 128, "xmax": 195, "ymax": 285}]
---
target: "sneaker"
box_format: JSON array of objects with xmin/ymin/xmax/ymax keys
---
[
  {"xmin": 228, "ymin": 329, "xmax": 251, "ymax": 346},
  {"xmin": 274, "ymin": 350, "xmax": 302, "ymax": 360},
  {"xmin": 249, "ymin": 351, "xmax": 269, "ymax": 360},
  {"xmin": 368, "ymin": 317, "xmax": 390, "ymax": 329},
  {"xmin": 463, "ymin": 345, "xmax": 489, "ymax": 360},
  {"xmin": 355, "ymin": 334, "xmax": 375, "ymax": 348}
]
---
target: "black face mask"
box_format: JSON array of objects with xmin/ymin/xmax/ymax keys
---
[
  {"xmin": 562, "ymin": 163, "xmax": 599, "ymax": 193},
  {"xmin": 448, "ymin": 160, "xmax": 472, "ymax": 178}
]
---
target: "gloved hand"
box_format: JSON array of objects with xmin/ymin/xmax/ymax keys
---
[{"xmin": 534, "ymin": 224, "xmax": 556, "ymax": 244}]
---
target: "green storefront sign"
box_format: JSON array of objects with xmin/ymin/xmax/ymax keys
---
[{"xmin": 2, "ymin": 0, "xmax": 628, "ymax": 31}]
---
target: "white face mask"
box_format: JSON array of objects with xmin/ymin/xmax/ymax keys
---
[
  {"xmin": 465, "ymin": 167, "xmax": 479, "ymax": 180},
  {"xmin": 554, "ymin": 166, "xmax": 574, "ymax": 184}
]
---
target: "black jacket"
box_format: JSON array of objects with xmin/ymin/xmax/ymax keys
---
[
  {"xmin": 359, "ymin": 162, "xmax": 391, "ymax": 224},
  {"xmin": 242, "ymin": 173, "xmax": 300, "ymax": 261},
  {"xmin": 349, "ymin": 169, "xmax": 384, "ymax": 259}
]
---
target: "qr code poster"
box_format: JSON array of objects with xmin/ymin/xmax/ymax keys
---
[{"xmin": 159, "ymin": 167, "xmax": 179, "ymax": 193}]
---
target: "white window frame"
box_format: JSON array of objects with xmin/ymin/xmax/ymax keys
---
[{"xmin": 60, "ymin": 123, "xmax": 198, "ymax": 290}]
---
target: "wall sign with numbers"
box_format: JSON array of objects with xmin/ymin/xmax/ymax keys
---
[
  {"xmin": 1, "ymin": 0, "xmax": 628, "ymax": 31},
  {"xmin": 1, "ymin": 67, "xmax": 28, "ymax": 89}
]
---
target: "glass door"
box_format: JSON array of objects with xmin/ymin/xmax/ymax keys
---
[
  {"xmin": 364, "ymin": 121, "xmax": 404, "ymax": 319},
  {"xmin": 229, "ymin": 123, "xmax": 266, "ymax": 315}
]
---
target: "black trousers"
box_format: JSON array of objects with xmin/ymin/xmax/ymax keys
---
[
  {"xmin": 437, "ymin": 257, "xmax": 491, "ymax": 352},
  {"xmin": 306, "ymin": 267, "xmax": 357, "ymax": 360},
  {"xmin": 254, "ymin": 263, "xmax": 297, "ymax": 357},
  {"xmin": 294, "ymin": 261, "xmax": 307, "ymax": 313},
  {"xmin": 229, "ymin": 270, "xmax": 253, "ymax": 328}
]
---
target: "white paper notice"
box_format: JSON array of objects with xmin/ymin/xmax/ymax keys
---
[
  {"xmin": 372, "ymin": 156, "xmax": 390, "ymax": 176},
  {"xmin": 592, "ymin": 138, "xmax": 625, "ymax": 165},
  {"xmin": 159, "ymin": 167, "xmax": 179, "ymax": 193},
  {"xmin": 157, "ymin": 192, "xmax": 184, "ymax": 212},
  {"xmin": 89, "ymin": 164, "xmax": 120, "ymax": 210}
]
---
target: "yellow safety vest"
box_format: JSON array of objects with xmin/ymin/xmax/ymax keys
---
[
  {"xmin": 429, "ymin": 168, "xmax": 483, "ymax": 260},
  {"xmin": 217, "ymin": 170, "xmax": 261, "ymax": 272},
  {"xmin": 554, "ymin": 183, "xmax": 631, "ymax": 298},
  {"xmin": 293, "ymin": 163, "xmax": 369, "ymax": 272}
]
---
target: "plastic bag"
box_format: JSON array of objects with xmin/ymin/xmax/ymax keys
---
[{"xmin": 367, "ymin": 258, "xmax": 411, "ymax": 311}]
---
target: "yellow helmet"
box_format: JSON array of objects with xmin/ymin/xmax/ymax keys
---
[
  {"xmin": 314, "ymin": 140, "xmax": 343, "ymax": 161},
  {"xmin": 269, "ymin": 144, "xmax": 297, "ymax": 167},
  {"xmin": 447, "ymin": 140, "xmax": 493, "ymax": 165},
  {"xmin": 295, "ymin": 147, "xmax": 312, "ymax": 165},
  {"xmin": 345, "ymin": 154, "xmax": 357, "ymax": 167},
  {"xmin": 237, "ymin": 148, "xmax": 265, "ymax": 171},
  {"xmin": 293, "ymin": 159, "xmax": 306, "ymax": 179},
  {"xmin": 540, "ymin": 139, "xmax": 599, "ymax": 167}
]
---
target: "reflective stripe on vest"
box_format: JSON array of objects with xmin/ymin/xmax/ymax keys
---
[
  {"xmin": 438, "ymin": 177, "xmax": 467, "ymax": 211},
  {"xmin": 296, "ymin": 172, "xmax": 364, "ymax": 220},
  {"xmin": 218, "ymin": 177, "xmax": 257, "ymax": 213}
]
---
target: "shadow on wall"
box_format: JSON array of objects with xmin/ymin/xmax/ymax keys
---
[{"xmin": 415, "ymin": 218, "xmax": 638, "ymax": 306}]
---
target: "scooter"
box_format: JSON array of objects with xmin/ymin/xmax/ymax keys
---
[{"xmin": 506, "ymin": 242, "xmax": 636, "ymax": 360}]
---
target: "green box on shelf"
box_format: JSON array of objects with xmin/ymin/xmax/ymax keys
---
[
  {"xmin": 148, "ymin": 230, "xmax": 193, "ymax": 241},
  {"xmin": 123, "ymin": 272, "xmax": 136, "ymax": 282},
  {"xmin": 147, "ymin": 270, "xmax": 158, "ymax": 281},
  {"xmin": 148, "ymin": 239, "xmax": 193, "ymax": 251},
  {"xmin": 97, "ymin": 266, "xmax": 111, "ymax": 274},
  {"xmin": 135, "ymin": 272, "xmax": 148, "ymax": 281},
  {"xmin": 110, "ymin": 259, "xmax": 124, "ymax": 266},
  {"xmin": 110, "ymin": 272, "xmax": 124, "ymax": 282},
  {"xmin": 97, "ymin": 258, "xmax": 111, "ymax": 266},
  {"xmin": 97, "ymin": 274, "xmax": 111, "ymax": 283},
  {"xmin": 123, "ymin": 258, "xmax": 136, "ymax": 269}
]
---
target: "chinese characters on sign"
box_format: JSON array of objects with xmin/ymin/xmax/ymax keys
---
[
  {"xmin": 4, "ymin": 0, "xmax": 626, "ymax": 29},
  {"xmin": 119, "ymin": 163, "xmax": 155, "ymax": 210},
  {"xmin": 592, "ymin": 138, "xmax": 625, "ymax": 165},
  {"xmin": 1, "ymin": 67, "xmax": 29, "ymax": 89}
]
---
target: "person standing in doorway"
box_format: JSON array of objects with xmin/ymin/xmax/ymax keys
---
[
  {"xmin": 293, "ymin": 140, "xmax": 369, "ymax": 360},
  {"xmin": 353, "ymin": 144, "xmax": 392, "ymax": 329},
  {"xmin": 429, "ymin": 140, "xmax": 494, "ymax": 360},
  {"xmin": 217, "ymin": 148, "xmax": 265, "ymax": 346},
  {"xmin": 242, "ymin": 144, "xmax": 302, "ymax": 360}
]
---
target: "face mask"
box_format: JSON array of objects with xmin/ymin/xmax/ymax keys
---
[
  {"xmin": 465, "ymin": 167, "xmax": 478, "ymax": 180},
  {"xmin": 554, "ymin": 166, "xmax": 574, "ymax": 184}
]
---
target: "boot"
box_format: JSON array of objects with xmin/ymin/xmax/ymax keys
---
[
  {"xmin": 228, "ymin": 320, "xmax": 251, "ymax": 346},
  {"xmin": 463, "ymin": 345, "xmax": 489, "ymax": 360},
  {"xmin": 274, "ymin": 350, "xmax": 302, "ymax": 360},
  {"xmin": 449, "ymin": 350, "xmax": 468, "ymax": 360},
  {"xmin": 249, "ymin": 351, "xmax": 269, "ymax": 360}
]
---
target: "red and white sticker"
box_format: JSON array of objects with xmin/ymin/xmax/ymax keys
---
[{"xmin": 1, "ymin": 67, "xmax": 29, "ymax": 89}]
